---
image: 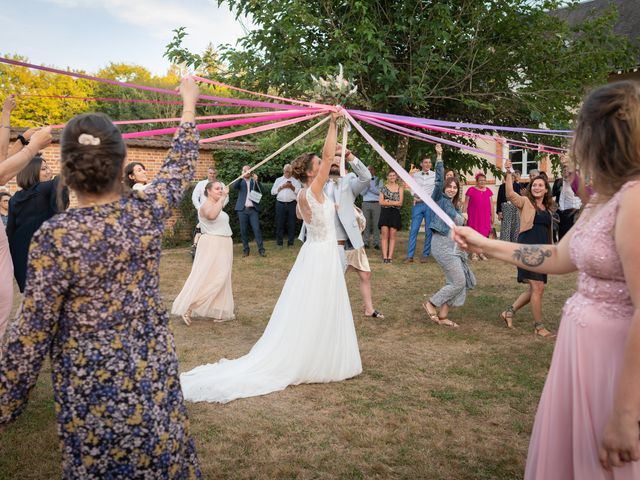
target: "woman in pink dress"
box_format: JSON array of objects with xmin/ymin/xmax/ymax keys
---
[
  {"xmin": 0, "ymin": 95, "xmax": 53, "ymax": 337},
  {"xmin": 464, "ymin": 172, "xmax": 494, "ymax": 260},
  {"xmin": 452, "ymin": 80, "xmax": 640, "ymax": 479}
]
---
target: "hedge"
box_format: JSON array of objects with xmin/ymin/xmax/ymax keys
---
[{"xmin": 165, "ymin": 182, "xmax": 415, "ymax": 245}]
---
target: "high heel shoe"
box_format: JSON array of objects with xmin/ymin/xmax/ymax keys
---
[{"xmin": 182, "ymin": 309, "xmax": 192, "ymax": 326}]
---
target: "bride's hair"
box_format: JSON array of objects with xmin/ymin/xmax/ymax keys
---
[{"xmin": 291, "ymin": 152, "xmax": 315, "ymax": 183}]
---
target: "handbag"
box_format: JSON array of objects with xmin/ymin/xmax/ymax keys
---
[{"xmin": 248, "ymin": 181, "xmax": 263, "ymax": 204}]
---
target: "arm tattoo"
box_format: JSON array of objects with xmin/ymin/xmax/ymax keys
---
[{"xmin": 512, "ymin": 245, "xmax": 552, "ymax": 267}]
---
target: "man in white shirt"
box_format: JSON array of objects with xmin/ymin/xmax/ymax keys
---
[
  {"xmin": 271, "ymin": 164, "xmax": 301, "ymax": 248},
  {"xmin": 192, "ymin": 166, "xmax": 228, "ymax": 210},
  {"xmin": 404, "ymin": 151, "xmax": 439, "ymax": 263}
]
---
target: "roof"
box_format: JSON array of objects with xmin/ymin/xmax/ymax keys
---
[
  {"xmin": 554, "ymin": 0, "xmax": 640, "ymax": 63},
  {"xmin": 9, "ymin": 128, "xmax": 258, "ymax": 152}
]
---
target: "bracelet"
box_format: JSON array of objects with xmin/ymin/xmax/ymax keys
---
[
  {"xmin": 0, "ymin": 125, "xmax": 9, "ymax": 129},
  {"xmin": 182, "ymin": 110, "xmax": 196, "ymax": 115}
]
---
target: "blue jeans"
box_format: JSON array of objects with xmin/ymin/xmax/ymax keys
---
[
  {"xmin": 407, "ymin": 202, "xmax": 433, "ymax": 258},
  {"xmin": 237, "ymin": 207, "xmax": 265, "ymax": 254}
]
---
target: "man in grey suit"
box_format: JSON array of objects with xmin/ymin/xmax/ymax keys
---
[{"xmin": 324, "ymin": 145, "xmax": 385, "ymax": 318}]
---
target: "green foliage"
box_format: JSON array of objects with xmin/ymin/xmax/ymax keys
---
[
  {"xmin": 165, "ymin": 0, "xmax": 638, "ymax": 170},
  {"xmin": 0, "ymin": 54, "xmax": 96, "ymax": 127}
]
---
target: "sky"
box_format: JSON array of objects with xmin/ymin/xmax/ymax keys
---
[{"xmin": 0, "ymin": 0, "xmax": 253, "ymax": 76}]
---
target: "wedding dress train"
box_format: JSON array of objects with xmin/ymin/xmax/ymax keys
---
[{"xmin": 180, "ymin": 189, "xmax": 362, "ymax": 403}]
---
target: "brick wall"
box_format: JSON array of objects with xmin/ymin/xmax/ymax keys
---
[{"xmin": 3, "ymin": 128, "xmax": 256, "ymax": 233}]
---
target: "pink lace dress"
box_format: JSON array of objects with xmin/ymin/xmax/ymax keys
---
[{"xmin": 525, "ymin": 181, "xmax": 640, "ymax": 480}]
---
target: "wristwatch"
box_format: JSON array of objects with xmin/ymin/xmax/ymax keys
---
[{"xmin": 17, "ymin": 134, "xmax": 29, "ymax": 146}]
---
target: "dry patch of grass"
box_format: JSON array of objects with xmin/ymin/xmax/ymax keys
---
[{"xmin": 1, "ymin": 232, "xmax": 575, "ymax": 479}]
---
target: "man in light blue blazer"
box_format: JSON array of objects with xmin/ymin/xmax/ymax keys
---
[{"xmin": 324, "ymin": 145, "xmax": 385, "ymax": 319}]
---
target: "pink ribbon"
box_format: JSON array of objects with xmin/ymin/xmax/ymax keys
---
[
  {"xmin": 199, "ymin": 113, "xmax": 324, "ymax": 144},
  {"xmin": 0, "ymin": 56, "xmax": 318, "ymax": 112},
  {"xmin": 49, "ymin": 111, "xmax": 290, "ymax": 130},
  {"xmin": 122, "ymin": 109, "xmax": 321, "ymax": 139},
  {"xmin": 193, "ymin": 75, "xmax": 328, "ymax": 109},
  {"xmin": 15, "ymin": 93, "xmax": 228, "ymax": 108}
]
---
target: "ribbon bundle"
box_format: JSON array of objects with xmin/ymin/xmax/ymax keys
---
[{"xmin": 0, "ymin": 56, "xmax": 572, "ymax": 229}]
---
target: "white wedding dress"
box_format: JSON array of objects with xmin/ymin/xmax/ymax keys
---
[{"xmin": 180, "ymin": 189, "xmax": 362, "ymax": 403}]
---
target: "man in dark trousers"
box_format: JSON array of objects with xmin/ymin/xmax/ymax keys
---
[{"xmin": 234, "ymin": 165, "xmax": 266, "ymax": 257}]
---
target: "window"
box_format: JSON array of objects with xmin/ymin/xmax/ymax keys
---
[{"xmin": 508, "ymin": 148, "xmax": 539, "ymax": 178}]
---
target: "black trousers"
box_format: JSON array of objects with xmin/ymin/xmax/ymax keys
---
[
  {"xmin": 558, "ymin": 208, "xmax": 578, "ymax": 240},
  {"xmin": 275, "ymin": 200, "xmax": 297, "ymax": 246}
]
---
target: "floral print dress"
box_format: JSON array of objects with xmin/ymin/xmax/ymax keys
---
[{"xmin": 0, "ymin": 123, "xmax": 202, "ymax": 479}]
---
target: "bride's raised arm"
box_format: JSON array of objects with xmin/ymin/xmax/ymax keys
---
[{"xmin": 309, "ymin": 113, "xmax": 339, "ymax": 201}]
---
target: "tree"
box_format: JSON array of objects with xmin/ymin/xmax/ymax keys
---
[
  {"xmin": 0, "ymin": 54, "xmax": 95, "ymax": 127},
  {"xmin": 166, "ymin": 0, "xmax": 638, "ymax": 171}
]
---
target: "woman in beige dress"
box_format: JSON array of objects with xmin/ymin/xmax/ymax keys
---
[{"xmin": 172, "ymin": 181, "xmax": 234, "ymax": 324}]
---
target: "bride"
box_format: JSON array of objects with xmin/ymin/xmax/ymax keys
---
[{"xmin": 180, "ymin": 113, "xmax": 362, "ymax": 403}]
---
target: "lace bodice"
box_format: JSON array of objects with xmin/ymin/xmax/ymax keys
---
[
  {"xmin": 569, "ymin": 181, "xmax": 638, "ymax": 311},
  {"xmin": 303, "ymin": 188, "xmax": 337, "ymax": 243}
]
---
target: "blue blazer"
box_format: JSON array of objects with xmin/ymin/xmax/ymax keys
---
[{"xmin": 234, "ymin": 178, "xmax": 262, "ymax": 212}]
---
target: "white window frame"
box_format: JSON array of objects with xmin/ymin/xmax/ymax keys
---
[{"xmin": 507, "ymin": 147, "xmax": 539, "ymax": 179}]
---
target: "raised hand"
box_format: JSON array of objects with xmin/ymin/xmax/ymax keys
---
[
  {"xmin": 179, "ymin": 76, "xmax": 199, "ymax": 109},
  {"xmin": 29, "ymin": 127, "xmax": 53, "ymax": 151},
  {"xmin": 2, "ymin": 95, "xmax": 16, "ymax": 116},
  {"xmin": 451, "ymin": 226, "xmax": 490, "ymax": 254},
  {"xmin": 22, "ymin": 127, "xmax": 41, "ymax": 141},
  {"xmin": 505, "ymin": 160, "xmax": 512, "ymax": 172},
  {"xmin": 435, "ymin": 143, "xmax": 443, "ymax": 158}
]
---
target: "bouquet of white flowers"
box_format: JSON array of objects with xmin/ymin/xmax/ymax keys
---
[{"xmin": 308, "ymin": 64, "xmax": 358, "ymax": 107}]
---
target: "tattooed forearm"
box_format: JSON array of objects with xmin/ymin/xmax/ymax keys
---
[{"xmin": 512, "ymin": 245, "xmax": 552, "ymax": 267}]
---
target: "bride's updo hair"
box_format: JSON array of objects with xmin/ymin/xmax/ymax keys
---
[
  {"xmin": 291, "ymin": 152, "xmax": 316, "ymax": 183},
  {"xmin": 61, "ymin": 113, "xmax": 126, "ymax": 194}
]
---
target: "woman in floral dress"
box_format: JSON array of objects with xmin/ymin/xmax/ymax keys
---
[{"xmin": 0, "ymin": 78, "xmax": 202, "ymax": 479}]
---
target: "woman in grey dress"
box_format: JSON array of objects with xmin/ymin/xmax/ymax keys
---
[{"xmin": 421, "ymin": 146, "xmax": 476, "ymax": 327}]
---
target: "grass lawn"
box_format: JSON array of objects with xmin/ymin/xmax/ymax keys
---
[{"xmin": 0, "ymin": 232, "xmax": 575, "ymax": 479}]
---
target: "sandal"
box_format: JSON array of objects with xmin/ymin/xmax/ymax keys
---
[
  {"xmin": 437, "ymin": 317, "xmax": 459, "ymax": 328},
  {"xmin": 534, "ymin": 323, "xmax": 555, "ymax": 338},
  {"xmin": 365, "ymin": 309, "xmax": 385, "ymax": 319},
  {"xmin": 500, "ymin": 306, "xmax": 515, "ymax": 329},
  {"xmin": 182, "ymin": 310, "xmax": 192, "ymax": 326},
  {"xmin": 422, "ymin": 301, "xmax": 441, "ymax": 325}
]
